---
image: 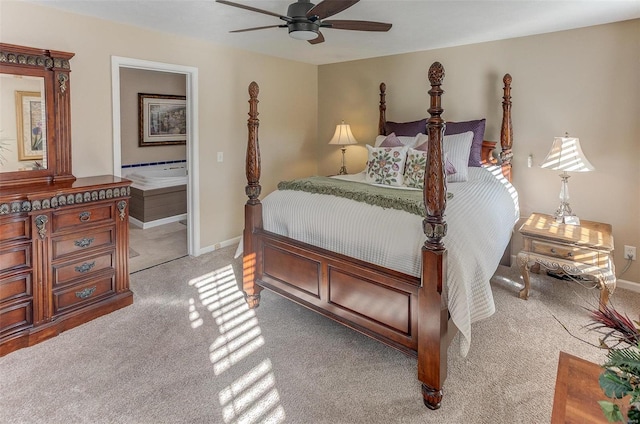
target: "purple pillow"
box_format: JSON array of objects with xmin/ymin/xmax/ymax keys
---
[
  {"xmin": 444, "ymin": 119, "xmax": 486, "ymax": 167},
  {"xmin": 385, "ymin": 119, "xmax": 427, "ymax": 137},
  {"xmin": 378, "ymin": 132, "xmax": 404, "ymax": 147}
]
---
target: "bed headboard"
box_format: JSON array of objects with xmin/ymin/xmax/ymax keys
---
[{"xmin": 377, "ymin": 75, "xmax": 513, "ymax": 182}]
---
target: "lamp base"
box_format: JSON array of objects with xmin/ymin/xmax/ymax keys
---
[
  {"xmin": 337, "ymin": 147, "xmax": 348, "ymax": 175},
  {"xmin": 553, "ymin": 172, "xmax": 580, "ymax": 225}
]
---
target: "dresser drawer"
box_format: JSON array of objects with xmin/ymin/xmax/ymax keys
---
[
  {"xmin": 530, "ymin": 240, "xmax": 599, "ymax": 265},
  {"xmin": 53, "ymin": 275, "xmax": 115, "ymax": 315},
  {"xmin": 0, "ymin": 216, "xmax": 30, "ymax": 244},
  {"xmin": 52, "ymin": 226, "xmax": 115, "ymax": 260},
  {"xmin": 0, "ymin": 244, "xmax": 31, "ymax": 276},
  {"xmin": 0, "ymin": 300, "xmax": 32, "ymax": 337},
  {"xmin": 0, "ymin": 273, "xmax": 32, "ymax": 303},
  {"xmin": 52, "ymin": 204, "xmax": 115, "ymax": 233},
  {"xmin": 53, "ymin": 252, "xmax": 115, "ymax": 287}
]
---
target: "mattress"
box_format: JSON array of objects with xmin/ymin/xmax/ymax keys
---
[{"xmin": 259, "ymin": 165, "xmax": 519, "ymax": 355}]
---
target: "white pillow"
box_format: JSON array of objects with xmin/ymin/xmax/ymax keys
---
[
  {"xmin": 365, "ymin": 145, "xmax": 409, "ymax": 186},
  {"xmin": 443, "ymin": 131, "xmax": 473, "ymax": 182},
  {"xmin": 374, "ymin": 134, "xmax": 419, "ymax": 148}
]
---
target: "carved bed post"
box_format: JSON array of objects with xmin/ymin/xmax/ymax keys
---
[
  {"xmin": 243, "ymin": 81, "xmax": 263, "ymax": 309},
  {"xmin": 378, "ymin": 82, "xmax": 387, "ymax": 135},
  {"xmin": 500, "ymin": 74, "xmax": 513, "ymax": 181},
  {"xmin": 418, "ymin": 62, "xmax": 448, "ymax": 410}
]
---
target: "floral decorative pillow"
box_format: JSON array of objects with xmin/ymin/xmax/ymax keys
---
[
  {"xmin": 404, "ymin": 149, "xmax": 457, "ymax": 189},
  {"xmin": 365, "ymin": 145, "xmax": 408, "ymax": 186},
  {"xmin": 413, "ymin": 131, "xmax": 473, "ymax": 182},
  {"xmin": 404, "ymin": 149, "xmax": 428, "ymax": 189}
]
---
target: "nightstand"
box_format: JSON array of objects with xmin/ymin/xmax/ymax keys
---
[{"xmin": 517, "ymin": 212, "xmax": 616, "ymax": 309}]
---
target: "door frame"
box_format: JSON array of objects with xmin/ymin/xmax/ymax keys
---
[{"xmin": 111, "ymin": 56, "xmax": 200, "ymax": 256}]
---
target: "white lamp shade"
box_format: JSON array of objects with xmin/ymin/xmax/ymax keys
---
[
  {"xmin": 540, "ymin": 136, "xmax": 595, "ymax": 172},
  {"xmin": 329, "ymin": 122, "xmax": 358, "ymax": 145}
]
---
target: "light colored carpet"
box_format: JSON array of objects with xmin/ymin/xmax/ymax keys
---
[{"xmin": 0, "ymin": 245, "xmax": 638, "ymax": 424}]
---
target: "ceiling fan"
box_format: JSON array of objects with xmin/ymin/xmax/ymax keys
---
[{"xmin": 216, "ymin": 0, "xmax": 392, "ymax": 44}]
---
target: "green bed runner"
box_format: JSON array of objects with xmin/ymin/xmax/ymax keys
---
[{"xmin": 277, "ymin": 176, "xmax": 452, "ymax": 217}]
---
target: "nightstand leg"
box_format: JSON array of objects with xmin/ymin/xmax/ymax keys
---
[
  {"xmin": 517, "ymin": 252, "xmax": 531, "ymax": 300},
  {"xmin": 598, "ymin": 279, "xmax": 611, "ymax": 311}
]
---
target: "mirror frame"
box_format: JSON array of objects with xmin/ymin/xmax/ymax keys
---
[{"xmin": 0, "ymin": 43, "xmax": 75, "ymax": 187}]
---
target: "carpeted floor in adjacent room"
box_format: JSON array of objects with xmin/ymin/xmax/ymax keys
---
[{"xmin": 0, "ymin": 244, "xmax": 638, "ymax": 424}]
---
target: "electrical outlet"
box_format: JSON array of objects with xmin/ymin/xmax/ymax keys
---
[
  {"xmin": 217, "ymin": 152, "xmax": 223, "ymax": 162},
  {"xmin": 624, "ymin": 245, "xmax": 637, "ymax": 260}
]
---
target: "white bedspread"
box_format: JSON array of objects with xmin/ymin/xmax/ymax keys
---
[{"xmin": 257, "ymin": 165, "xmax": 519, "ymax": 356}]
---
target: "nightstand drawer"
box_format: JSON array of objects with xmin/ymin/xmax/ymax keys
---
[{"xmin": 530, "ymin": 240, "xmax": 599, "ymax": 265}]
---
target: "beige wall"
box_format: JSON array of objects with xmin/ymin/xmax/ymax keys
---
[
  {"xmin": 120, "ymin": 68, "xmax": 186, "ymax": 166},
  {"xmin": 1, "ymin": 1, "xmax": 318, "ymax": 250},
  {"xmin": 318, "ymin": 19, "xmax": 640, "ymax": 284}
]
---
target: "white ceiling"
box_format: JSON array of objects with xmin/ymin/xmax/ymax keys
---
[{"xmin": 31, "ymin": 0, "xmax": 640, "ymax": 65}]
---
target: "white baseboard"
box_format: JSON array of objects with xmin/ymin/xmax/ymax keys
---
[
  {"xmin": 129, "ymin": 214, "xmax": 187, "ymax": 229},
  {"xmin": 198, "ymin": 236, "xmax": 241, "ymax": 256},
  {"xmin": 509, "ymin": 255, "xmax": 639, "ymax": 293},
  {"xmin": 617, "ymin": 279, "xmax": 640, "ymax": 293}
]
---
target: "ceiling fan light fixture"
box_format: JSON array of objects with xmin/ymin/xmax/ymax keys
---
[
  {"xmin": 289, "ymin": 29, "xmax": 318, "ymax": 40},
  {"xmin": 288, "ymin": 21, "xmax": 319, "ymax": 40}
]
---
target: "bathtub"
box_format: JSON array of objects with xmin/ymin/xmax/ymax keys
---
[
  {"xmin": 123, "ymin": 165, "xmax": 187, "ymax": 229},
  {"xmin": 126, "ymin": 166, "xmax": 187, "ymax": 190}
]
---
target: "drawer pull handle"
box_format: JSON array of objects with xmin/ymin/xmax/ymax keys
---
[
  {"xmin": 550, "ymin": 248, "xmax": 557, "ymax": 254},
  {"xmin": 79, "ymin": 211, "xmax": 91, "ymax": 222},
  {"xmin": 75, "ymin": 286, "xmax": 96, "ymax": 299},
  {"xmin": 75, "ymin": 261, "xmax": 95, "ymax": 273},
  {"xmin": 74, "ymin": 237, "xmax": 94, "ymax": 248},
  {"xmin": 567, "ymin": 252, "xmax": 573, "ymax": 257}
]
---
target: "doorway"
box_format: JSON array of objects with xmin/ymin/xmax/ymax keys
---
[{"xmin": 111, "ymin": 56, "xmax": 199, "ymax": 264}]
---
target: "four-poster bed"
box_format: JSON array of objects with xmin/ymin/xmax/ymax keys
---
[{"xmin": 241, "ymin": 62, "xmax": 515, "ymax": 409}]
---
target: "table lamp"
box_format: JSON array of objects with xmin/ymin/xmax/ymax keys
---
[
  {"xmin": 328, "ymin": 120, "xmax": 358, "ymax": 175},
  {"xmin": 540, "ymin": 133, "xmax": 594, "ymax": 224}
]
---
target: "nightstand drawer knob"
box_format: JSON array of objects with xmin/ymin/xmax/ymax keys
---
[
  {"xmin": 550, "ymin": 248, "xmax": 557, "ymax": 254},
  {"xmin": 567, "ymin": 252, "xmax": 573, "ymax": 257}
]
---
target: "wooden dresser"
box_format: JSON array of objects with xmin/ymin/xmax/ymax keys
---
[
  {"xmin": 0, "ymin": 176, "xmax": 133, "ymax": 355},
  {"xmin": 1, "ymin": 44, "xmax": 135, "ymax": 355}
]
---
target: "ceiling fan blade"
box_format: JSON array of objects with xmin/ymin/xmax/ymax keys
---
[
  {"xmin": 230, "ymin": 25, "xmax": 284, "ymax": 33},
  {"xmin": 308, "ymin": 31, "xmax": 325, "ymax": 45},
  {"xmin": 306, "ymin": 0, "xmax": 360, "ymax": 20},
  {"xmin": 322, "ymin": 20, "xmax": 392, "ymax": 32},
  {"xmin": 216, "ymin": 0, "xmax": 284, "ymax": 19}
]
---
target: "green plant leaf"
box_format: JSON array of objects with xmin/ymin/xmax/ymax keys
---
[
  {"xmin": 599, "ymin": 400, "xmax": 624, "ymax": 422},
  {"xmin": 600, "ymin": 370, "xmax": 633, "ymax": 399}
]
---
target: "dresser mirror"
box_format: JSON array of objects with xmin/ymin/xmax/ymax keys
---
[
  {"xmin": 0, "ymin": 43, "xmax": 75, "ymax": 187},
  {"xmin": 0, "ymin": 73, "xmax": 48, "ymax": 172}
]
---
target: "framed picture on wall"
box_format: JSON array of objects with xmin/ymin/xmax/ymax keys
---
[
  {"xmin": 138, "ymin": 93, "xmax": 187, "ymax": 146},
  {"xmin": 16, "ymin": 90, "xmax": 46, "ymax": 161}
]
